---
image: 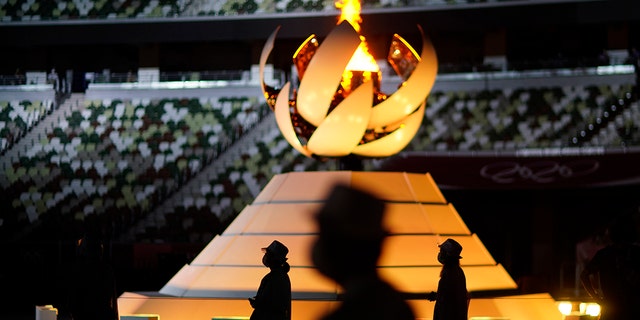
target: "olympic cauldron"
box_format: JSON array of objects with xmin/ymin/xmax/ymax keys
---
[{"xmin": 258, "ymin": 14, "xmax": 438, "ymax": 158}]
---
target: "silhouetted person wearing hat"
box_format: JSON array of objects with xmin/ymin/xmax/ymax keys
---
[
  {"xmin": 428, "ymin": 238, "xmax": 469, "ymax": 320},
  {"xmin": 580, "ymin": 215, "xmax": 640, "ymax": 320},
  {"xmin": 311, "ymin": 184, "xmax": 415, "ymax": 320},
  {"xmin": 249, "ymin": 240, "xmax": 292, "ymax": 320}
]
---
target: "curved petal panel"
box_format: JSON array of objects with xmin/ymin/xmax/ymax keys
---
[
  {"xmin": 353, "ymin": 101, "xmax": 426, "ymax": 157},
  {"xmin": 297, "ymin": 21, "xmax": 362, "ymax": 127},
  {"xmin": 387, "ymin": 34, "xmax": 420, "ymax": 81},
  {"xmin": 293, "ymin": 34, "xmax": 320, "ymax": 80},
  {"xmin": 259, "ymin": 26, "xmax": 282, "ymax": 109},
  {"xmin": 307, "ymin": 80, "xmax": 373, "ymax": 157},
  {"xmin": 367, "ymin": 26, "xmax": 438, "ymax": 129},
  {"xmin": 274, "ymin": 82, "xmax": 312, "ymax": 157}
]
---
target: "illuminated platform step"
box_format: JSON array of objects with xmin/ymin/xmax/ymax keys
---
[
  {"xmin": 118, "ymin": 292, "xmax": 561, "ymax": 320},
  {"xmin": 118, "ymin": 171, "xmax": 562, "ymax": 320},
  {"xmin": 160, "ymin": 263, "xmax": 516, "ymax": 299},
  {"xmin": 188, "ymin": 233, "xmax": 496, "ymax": 268}
]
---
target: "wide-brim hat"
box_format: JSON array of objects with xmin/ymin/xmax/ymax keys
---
[
  {"xmin": 262, "ymin": 240, "xmax": 289, "ymax": 259},
  {"xmin": 439, "ymin": 238, "xmax": 463, "ymax": 259}
]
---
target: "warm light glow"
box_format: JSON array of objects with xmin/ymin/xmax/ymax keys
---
[
  {"xmin": 336, "ymin": 0, "xmax": 362, "ymax": 33},
  {"xmin": 558, "ymin": 301, "xmax": 600, "ymax": 317},
  {"xmin": 579, "ymin": 302, "xmax": 586, "ymax": 314},
  {"xmin": 259, "ymin": 0, "xmax": 438, "ymax": 158},
  {"xmin": 585, "ymin": 303, "xmax": 601, "ymax": 317},
  {"xmin": 346, "ymin": 42, "xmax": 379, "ymax": 72},
  {"xmin": 119, "ymin": 172, "xmax": 563, "ymax": 320},
  {"xmin": 336, "ymin": 0, "xmax": 379, "ymax": 73},
  {"xmin": 557, "ymin": 301, "xmax": 572, "ymax": 315}
]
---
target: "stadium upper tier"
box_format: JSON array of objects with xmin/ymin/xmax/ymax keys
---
[
  {"xmin": 1, "ymin": 65, "xmax": 638, "ymax": 243},
  {"xmin": 0, "ymin": 0, "xmax": 532, "ymax": 22},
  {"xmin": 409, "ymin": 83, "xmax": 639, "ymax": 152}
]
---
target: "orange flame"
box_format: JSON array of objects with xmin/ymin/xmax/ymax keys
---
[
  {"xmin": 336, "ymin": 0, "xmax": 362, "ymax": 33},
  {"xmin": 335, "ymin": 0, "xmax": 379, "ymax": 95}
]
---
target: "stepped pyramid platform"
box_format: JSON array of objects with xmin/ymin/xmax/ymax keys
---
[{"xmin": 118, "ymin": 171, "xmax": 562, "ymax": 319}]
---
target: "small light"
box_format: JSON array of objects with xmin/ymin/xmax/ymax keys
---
[
  {"xmin": 579, "ymin": 302, "xmax": 586, "ymax": 314},
  {"xmin": 557, "ymin": 301, "xmax": 573, "ymax": 315},
  {"xmin": 585, "ymin": 303, "xmax": 601, "ymax": 317}
]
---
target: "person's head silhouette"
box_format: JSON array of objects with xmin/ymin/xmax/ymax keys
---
[
  {"xmin": 311, "ymin": 184, "xmax": 387, "ymax": 284},
  {"xmin": 262, "ymin": 240, "xmax": 289, "ymax": 269},
  {"xmin": 310, "ymin": 184, "xmax": 417, "ymax": 320},
  {"xmin": 437, "ymin": 238, "xmax": 463, "ymax": 265}
]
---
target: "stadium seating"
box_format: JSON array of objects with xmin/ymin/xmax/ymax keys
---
[
  {"xmin": 1, "ymin": 72, "xmax": 638, "ymax": 245},
  {"xmin": 0, "ymin": 0, "xmax": 522, "ymax": 21},
  {"xmin": 0, "ymin": 0, "xmax": 180, "ymax": 21},
  {"xmin": 408, "ymin": 83, "xmax": 639, "ymax": 152},
  {"xmin": 0, "ymin": 99, "xmax": 54, "ymax": 154},
  {"xmin": 1, "ymin": 95, "xmax": 265, "ymax": 243}
]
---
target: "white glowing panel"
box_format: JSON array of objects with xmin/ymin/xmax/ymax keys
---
[
  {"xmin": 296, "ymin": 21, "xmax": 363, "ymax": 127},
  {"xmin": 260, "ymin": 23, "xmax": 438, "ymax": 158},
  {"xmin": 273, "ymin": 82, "xmax": 312, "ymax": 157},
  {"xmin": 353, "ymin": 102, "xmax": 426, "ymax": 157},
  {"xmin": 306, "ymin": 80, "xmax": 373, "ymax": 156},
  {"xmin": 367, "ymin": 27, "xmax": 438, "ymax": 129}
]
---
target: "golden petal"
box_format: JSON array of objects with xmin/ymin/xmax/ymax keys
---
[
  {"xmin": 259, "ymin": 26, "xmax": 282, "ymax": 110},
  {"xmin": 387, "ymin": 33, "xmax": 420, "ymax": 81},
  {"xmin": 274, "ymin": 82, "xmax": 312, "ymax": 157},
  {"xmin": 307, "ymin": 80, "xmax": 373, "ymax": 157},
  {"xmin": 353, "ymin": 101, "xmax": 426, "ymax": 157},
  {"xmin": 368, "ymin": 26, "xmax": 438, "ymax": 129},
  {"xmin": 297, "ymin": 20, "xmax": 362, "ymax": 127},
  {"xmin": 293, "ymin": 34, "xmax": 320, "ymax": 80}
]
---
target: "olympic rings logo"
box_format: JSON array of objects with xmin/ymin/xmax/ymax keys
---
[{"xmin": 479, "ymin": 160, "xmax": 600, "ymax": 184}]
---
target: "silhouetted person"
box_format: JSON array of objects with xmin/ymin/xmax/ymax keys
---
[
  {"xmin": 428, "ymin": 238, "xmax": 469, "ymax": 320},
  {"xmin": 48, "ymin": 68, "xmax": 59, "ymax": 90},
  {"xmin": 65, "ymin": 236, "xmax": 118, "ymax": 320},
  {"xmin": 311, "ymin": 184, "xmax": 415, "ymax": 320},
  {"xmin": 580, "ymin": 215, "xmax": 640, "ymax": 320},
  {"xmin": 249, "ymin": 240, "xmax": 292, "ymax": 320}
]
